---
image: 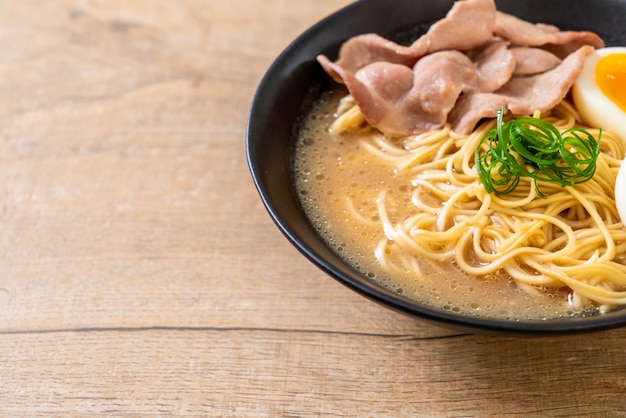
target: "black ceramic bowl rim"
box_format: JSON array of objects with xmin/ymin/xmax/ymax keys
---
[{"xmin": 246, "ymin": 0, "xmax": 626, "ymax": 336}]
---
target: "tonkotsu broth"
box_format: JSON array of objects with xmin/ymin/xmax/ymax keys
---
[{"xmin": 294, "ymin": 88, "xmax": 597, "ymax": 320}]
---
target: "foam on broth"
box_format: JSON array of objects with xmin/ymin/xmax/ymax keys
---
[{"xmin": 294, "ymin": 88, "xmax": 599, "ymax": 321}]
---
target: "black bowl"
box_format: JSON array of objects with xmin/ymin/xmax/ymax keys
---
[{"xmin": 246, "ymin": 0, "xmax": 626, "ymax": 335}]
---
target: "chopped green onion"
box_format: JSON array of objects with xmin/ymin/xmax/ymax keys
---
[{"xmin": 475, "ymin": 109, "xmax": 601, "ymax": 198}]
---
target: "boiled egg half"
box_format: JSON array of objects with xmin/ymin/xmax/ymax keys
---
[
  {"xmin": 572, "ymin": 47, "xmax": 626, "ymax": 227},
  {"xmin": 573, "ymin": 46, "xmax": 626, "ymax": 143}
]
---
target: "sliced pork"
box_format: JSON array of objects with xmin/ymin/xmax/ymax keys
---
[
  {"xmin": 318, "ymin": 0, "xmax": 604, "ymax": 137},
  {"xmin": 449, "ymin": 45, "xmax": 594, "ymax": 134}
]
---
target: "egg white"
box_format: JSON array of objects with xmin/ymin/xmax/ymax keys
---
[{"xmin": 572, "ymin": 47, "xmax": 626, "ymax": 144}]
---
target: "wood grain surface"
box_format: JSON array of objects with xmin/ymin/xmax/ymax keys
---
[{"xmin": 0, "ymin": 0, "xmax": 625, "ymax": 416}]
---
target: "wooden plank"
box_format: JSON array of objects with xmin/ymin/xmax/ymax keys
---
[{"xmin": 2, "ymin": 329, "xmax": 625, "ymax": 416}]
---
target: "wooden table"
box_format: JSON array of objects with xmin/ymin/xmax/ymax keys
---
[{"xmin": 1, "ymin": 0, "xmax": 625, "ymax": 415}]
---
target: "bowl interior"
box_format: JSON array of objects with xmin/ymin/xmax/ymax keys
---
[{"xmin": 246, "ymin": 0, "xmax": 626, "ymax": 335}]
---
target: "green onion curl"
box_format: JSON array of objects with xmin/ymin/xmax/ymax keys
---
[{"xmin": 475, "ymin": 108, "xmax": 601, "ymax": 198}]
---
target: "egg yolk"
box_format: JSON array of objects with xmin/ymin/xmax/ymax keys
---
[{"xmin": 596, "ymin": 53, "xmax": 626, "ymax": 113}]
